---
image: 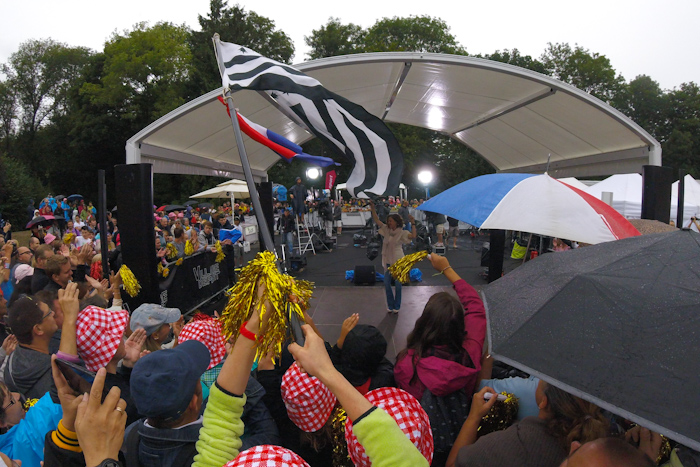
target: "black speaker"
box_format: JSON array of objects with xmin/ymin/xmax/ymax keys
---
[
  {"xmin": 488, "ymin": 230, "xmax": 506, "ymax": 283},
  {"xmin": 641, "ymin": 165, "xmax": 674, "ymax": 223},
  {"xmin": 354, "ymin": 265, "xmax": 376, "ymax": 285},
  {"xmin": 114, "ymin": 164, "xmax": 160, "ymax": 308}
]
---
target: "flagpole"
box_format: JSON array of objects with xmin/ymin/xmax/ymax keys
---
[{"xmin": 213, "ymin": 34, "xmax": 275, "ymax": 253}]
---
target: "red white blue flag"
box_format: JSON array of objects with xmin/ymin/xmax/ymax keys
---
[{"xmin": 217, "ymin": 97, "xmax": 338, "ymax": 168}]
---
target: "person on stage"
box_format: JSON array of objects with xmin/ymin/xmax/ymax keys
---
[{"xmin": 369, "ymin": 200, "xmax": 416, "ymax": 313}]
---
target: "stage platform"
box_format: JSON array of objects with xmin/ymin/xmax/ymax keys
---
[{"xmin": 235, "ymin": 228, "xmax": 524, "ymax": 361}]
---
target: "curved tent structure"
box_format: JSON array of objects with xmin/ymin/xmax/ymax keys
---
[{"xmin": 126, "ymin": 52, "xmax": 661, "ymax": 182}]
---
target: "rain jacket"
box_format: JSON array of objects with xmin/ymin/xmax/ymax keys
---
[{"xmin": 394, "ymin": 279, "xmax": 486, "ymax": 400}]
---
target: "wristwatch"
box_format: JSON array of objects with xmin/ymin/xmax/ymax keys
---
[{"xmin": 95, "ymin": 459, "xmax": 121, "ymax": 467}]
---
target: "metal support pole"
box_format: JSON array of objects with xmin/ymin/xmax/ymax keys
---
[
  {"xmin": 677, "ymin": 171, "xmax": 685, "ymax": 228},
  {"xmin": 213, "ymin": 34, "xmax": 274, "ymax": 252},
  {"xmin": 97, "ymin": 170, "xmax": 110, "ymax": 279}
]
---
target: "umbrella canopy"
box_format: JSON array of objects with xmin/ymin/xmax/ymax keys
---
[
  {"xmin": 164, "ymin": 204, "xmax": 186, "ymax": 213},
  {"xmin": 199, "ymin": 202, "xmax": 214, "ymax": 209},
  {"xmin": 55, "ymin": 195, "xmax": 66, "ymax": 201},
  {"xmin": 155, "ymin": 205, "xmax": 166, "ymax": 212},
  {"xmin": 184, "ymin": 200, "xmax": 198, "ymax": 206},
  {"xmin": 556, "ymin": 177, "xmax": 590, "ymax": 192},
  {"xmin": 418, "ymin": 173, "xmax": 640, "ymax": 244},
  {"xmin": 190, "ymin": 181, "xmax": 250, "ymax": 200},
  {"xmin": 26, "ymin": 216, "xmax": 48, "ymax": 229},
  {"xmin": 482, "ymin": 229, "xmax": 700, "ymax": 451},
  {"xmin": 66, "ymin": 194, "xmax": 83, "ymax": 202},
  {"xmin": 215, "ymin": 178, "xmax": 247, "ymax": 187}
]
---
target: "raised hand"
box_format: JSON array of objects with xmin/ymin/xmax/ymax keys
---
[
  {"xmin": 122, "ymin": 328, "xmax": 147, "ymax": 368},
  {"xmin": 337, "ymin": 313, "xmax": 359, "ymax": 349},
  {"xmin": 74, "ymin": 368, "xmax": 127, "ymax": 467},
  {"xmin": 58, "ymin": 282, "xmax": 80, "ymax": 322},
  {"xmin": 2, "ymin": 335, "xmax": 17, "ymax": 355}
]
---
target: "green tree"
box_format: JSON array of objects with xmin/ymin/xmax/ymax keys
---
[
  {"xmin": 304, "ymin": 18, "xmax": 365, "ymax": 59},
  {"xmin": 0, "ymin": 81, "xmax": 16, "ymax": 147},
  {"xmin": 482, "ymin": 49, "xmax": 548, "ymax": 74},
  {"xmin": 364, "ymin": 15, "xmax": 465, "ymax": 54},
  {"xmin": 187, "ymin": 0, "xmax": 294, "ymax": 98},
  {"xmin": 0, "ymin": 154, "xmax": 45, "ymax": 226},
  {"xmin": 613, "ymin": 75, "xmax": 667, "ymax": 139},
  {"xmin": 81, "ymin": 22, "xmax": 193, "ymax": 124},
  {"xmin": 540, "ymin": 42, "xmax": 625, "ymax": 103},
  {"xmin": 659, "ymin": 82, "xmax": 700, "ymax": 176},
  {"xmin": 2, "ymin": 39, "xmax": 91, "ymax": 135}
]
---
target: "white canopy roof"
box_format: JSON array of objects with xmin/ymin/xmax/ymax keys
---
[{"xmin": 126, "ymin": 52, "xmax": 661, "ymax": 182}]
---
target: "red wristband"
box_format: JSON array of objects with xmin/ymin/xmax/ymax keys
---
[{"xmin": 239, "ymin": 321, "xmax": 257, "ymax": 342}]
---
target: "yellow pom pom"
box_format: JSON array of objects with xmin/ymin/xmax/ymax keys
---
[
  {"xmin": 175, "ymin": 258, "xmax": 183, "ymax": 266},
  {"xmin": 478, "ymin": 392, "xmax": 519, "ymax": 437},
  {"xmin": 215, "ymin": 241, "xmax": 225, "ymax": 263},
  {"xmin": 389, "ymin": 250, "xmax": 428, "ymax": 283},
  {"xmin": 185, "ymin": 240, "xmax": 194, "ymax": 256},
  {"xmin": 119, "ymin": 264, "xmax": 141, "ymax": 298},
  {"xmin": 157, "ymin": 263, "xmax": 164, "ymax": 274},
  {"xmin": 220, "ymin": 251, "xmax": 314, "ymax": 363},
  {"xmin": 63, "ymin": 233, "xmax": 76, "ymax": 245},
  {"xmin": 23, "ymin": 398, "xmax": 39, "ymax": 411},
  {"xmin": 162, "ymin": 267, "xmax": 170, "ymax": 278},
  {"xmin": 165, "ymin": 243, "xmax": 178, "ymax": 260}
]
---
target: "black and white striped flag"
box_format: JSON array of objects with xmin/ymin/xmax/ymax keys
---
[{"xmin": 216, "ymin": 40, "xmax": 403, "ymax": 199}]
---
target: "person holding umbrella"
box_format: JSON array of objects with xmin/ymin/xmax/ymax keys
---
[
  {"xmin": 368, "ymin": 199, "xmax": 416, "ymax": 312},
  {"xmin": 446, "ymin": 382, "xmax": 609, "ymax": 467}
]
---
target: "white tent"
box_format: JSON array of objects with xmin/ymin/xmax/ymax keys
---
[
  {"xmin": 557, "ymin": 177, "xmax": 590, "ymax": 192},
  {"xmin": 585, "ymin": 173, "xmax": 643, "ymax": 218},
  {"xmin": 672, "ymin": 174, "xmax": 700, "ymax": 230}
]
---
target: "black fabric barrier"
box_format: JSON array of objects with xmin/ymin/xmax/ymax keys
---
[{"xmin": 158, "ymin": 251, "xmax": 229, "ymax": 314}]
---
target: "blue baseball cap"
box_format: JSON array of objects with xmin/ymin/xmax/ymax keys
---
[{"xmin": 130, "ymin": 340, "xmax": 210, "ymax": 420}]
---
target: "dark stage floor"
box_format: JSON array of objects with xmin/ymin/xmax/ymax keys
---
[{"xmin": 238, "ymin": 228, "xmax": 523, "ymax": 361}]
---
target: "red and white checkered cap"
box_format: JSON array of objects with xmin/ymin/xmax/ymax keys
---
[
  {"xmin": 178, "ymin": 318, "xmax": 226, "ymax": 370},
  {"xmin": 76, "ymin": 306, "xmax": 129, "ymax": 372},
  {"xmin": 345, "ymin": 387, "xmax": 434, "ymax": 467},
  {"xmin": 281, "ymin": 362, "xmax": 336, "ymax": 432},
  {"xmin": 223, "ymin": 445, "xmax": 310, "ymax": 467}
]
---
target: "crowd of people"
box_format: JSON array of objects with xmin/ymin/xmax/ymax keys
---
[{"xmin": 0, "ymin": 191, "xmax": 691, "ymax": 467}]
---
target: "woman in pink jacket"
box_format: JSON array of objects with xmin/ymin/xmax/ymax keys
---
[{"xmin": 394, "ymin": 254, "xmax": 486, "ymax": 464}]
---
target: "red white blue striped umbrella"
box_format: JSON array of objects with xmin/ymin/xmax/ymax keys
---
[{"xmin": 418, "ymin": 173, "xmax": 640, "ymax": 244}]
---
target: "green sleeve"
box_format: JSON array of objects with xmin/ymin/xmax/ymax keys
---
[
  {"xmin": 353, "ymin": 407, "xmax": 430, "ymax": 467},
  {"xmin": 192, "ymin": 383, "xmax": 247, "ymax": 467}
]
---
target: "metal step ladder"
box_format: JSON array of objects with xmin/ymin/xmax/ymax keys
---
[{"xmin": 296, "ymin": 218, "xmax": 316, "ymax": 255}]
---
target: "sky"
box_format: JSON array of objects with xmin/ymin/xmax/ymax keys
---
[{"xmin": 1, "ymin": 0, "xmax": 699, "ymax": 90}]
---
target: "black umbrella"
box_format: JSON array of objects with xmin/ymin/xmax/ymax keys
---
[
  {"xmin": 483, "ymin": 229, "xmax": 700, "ymax": 451},
  {"xmin": 55, "ymin": 195, "xmax": 66, "ymax": 201},
  {"xmin": 66, "ymin": 194, "xmax": 83, "ymax": 202},
  {"xmin": 164, "ymin": 204, "xmax": 186, "ymax": 213},
  {"xmin": 184, "ymin": 200, "xmax": 198, "ymax": 207},
  {"xmin": 199, "ymin": 202, "xmax": 214, "ymax": 209},
  {"xmin": 26, "ymin": 216, "xmax": 48, "ymax": 229}
]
